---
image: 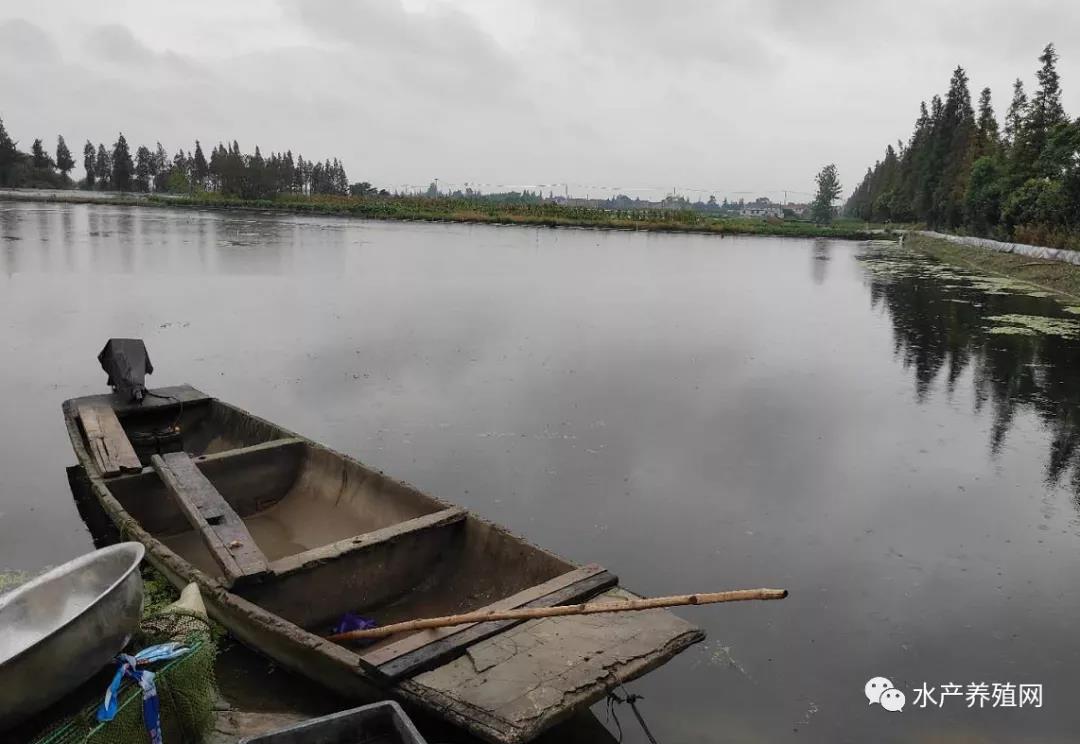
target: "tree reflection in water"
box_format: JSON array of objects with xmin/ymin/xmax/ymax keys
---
[{"xmin": 859, "ymin": 244, "xmax": 1080, "ymax": 499}]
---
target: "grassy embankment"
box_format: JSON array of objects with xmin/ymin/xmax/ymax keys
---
[
  {"xmin": 0, "ymin": 188, "xmax": 894, "ymax": 240},
  {"xmin": 908, "ymin": 232, "xmax": 1080, "ymax": 301}
]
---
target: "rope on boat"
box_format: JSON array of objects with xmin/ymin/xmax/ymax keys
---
[{"xmin": 606, "ymin": 682, "xmax": 660, "ymax": 744}]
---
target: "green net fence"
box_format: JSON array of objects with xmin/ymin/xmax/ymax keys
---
[{"xmin": 31, "ymin": 609, "xmax": 217, "ymax": 744}]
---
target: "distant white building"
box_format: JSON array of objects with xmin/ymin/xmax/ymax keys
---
[{"xmin": 739, "ymin": 203, "xmax": 784, "ymax": 219}]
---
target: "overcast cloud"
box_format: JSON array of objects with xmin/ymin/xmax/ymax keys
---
[{"xmin": 1, "ymin": 0, "xmax": 1078, "ymax": 201}]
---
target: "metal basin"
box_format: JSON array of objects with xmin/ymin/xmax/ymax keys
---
[{"xmin": 0, "ymin": 542, "xmax": 144, "ymax": 731}]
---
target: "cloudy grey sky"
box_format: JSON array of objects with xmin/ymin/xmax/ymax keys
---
[{"xmin": 1, "ymin": 0, "xmax": 1077, "ymax": 201}]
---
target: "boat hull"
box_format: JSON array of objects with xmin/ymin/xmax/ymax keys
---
[{"xmin": 61, "ymin": 386, "xmax": 704, "ymax": 744}]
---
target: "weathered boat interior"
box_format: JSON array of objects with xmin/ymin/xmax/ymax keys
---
[
  {"xmin": 65, "ymin": 385, "xmax": 704, "ymax": 743},
  {"xmin": 74, "ymin": 386, "xmax": 579, "ymax": 641}
]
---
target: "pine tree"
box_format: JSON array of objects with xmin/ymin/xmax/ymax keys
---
[
  {"xmin": 55, "ymin": 135, "xmax": 74, "ymax": 177},
  {"xmin": 95, "ymin": 144, "xmax": 111, "ymax": 190},
  {"xmin": 111, "ymin": 133, "xmax": 134, "ymax": 191},
  {"xmin": 31, "ymin": 138, "xmax": 52, "ymax": 170},
  {"xmin": 83, "ymin": 140, "xmax": 96, "ymax": 189}
]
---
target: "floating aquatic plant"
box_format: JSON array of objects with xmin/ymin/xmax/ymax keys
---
[
  {"xmin": 0, "ymin": 570, "xmax": 29, "ymax": 594},
  {"xmin": 986, "ymin": 325, "xmax": 1039, "ymax": 336},
  {"xmin": 985, "ymin": 314, "xmax": 1080, "ymax": 338}
]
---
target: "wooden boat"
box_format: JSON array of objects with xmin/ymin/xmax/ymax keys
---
[{"xmin": 62, "ymin": 385, "xmax": 704, "ymax": 744}]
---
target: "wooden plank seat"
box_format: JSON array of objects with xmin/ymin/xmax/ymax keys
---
[
  {"xmin": 235, "ymin": 507, "xmax": 470, "ymax": 630},
  {"xmin": 78, "ymin": 402, "xmax": 143, "ymax": 476},
  {"xmin": 151, "ymin": 451, "xmax": 270, "ymax": 586},
  {"xmin": 360, "ymin": 564, "xmax": 619, "ymax": 681}
]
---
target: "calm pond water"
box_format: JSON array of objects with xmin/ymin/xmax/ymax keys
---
[{"xmin": 3, "ymin": 201, "xmax": 1080, "ymax": 742}]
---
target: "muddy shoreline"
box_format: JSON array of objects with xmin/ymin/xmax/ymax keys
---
[{"xmin": 908, "ymin": 232, "xmax": 1080, "ymax": 301}]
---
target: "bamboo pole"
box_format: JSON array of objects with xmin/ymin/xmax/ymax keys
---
[{"xmin": 328, "ymin": 588, "xmax": 788, "ymax": 642}]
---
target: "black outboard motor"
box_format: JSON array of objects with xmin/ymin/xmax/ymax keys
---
[{"xmin": 98, "ymin": 338, "xmax": 153, "ymax": 402}]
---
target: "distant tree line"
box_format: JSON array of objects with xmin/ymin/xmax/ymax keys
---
[
  {"xmin": 846, "ymin": 43, "xmax": 1080, "ymax": 248},
  {"xmin": 431, "ymin": 185, "xmax": 800, "ymax": 216},
  {"xmin": 0, "ymin": 120, "xmax": 73, "ymax": 189},
  {"xmin": 0, "ymin": 118, "xmax": 364, "ymax": 199}
]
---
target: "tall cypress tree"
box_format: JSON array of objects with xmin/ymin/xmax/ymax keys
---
[
  {"xmin": 974, "ymin": 87, "xmax": 999, "ymax": 157},
  {"xmin": 914, "ymin": 94, "xmax": 946, "ymax": 221},
  {"xmin": 111, "ymin": 133, "xmax": 134, "ymax": 191},
  {"xmin": 0, "ymin": 117, "xmax": 18, "ymax": 186},
  {"xmin": 31, "ymin": 138, "xmax": 51, "ymax": 170},
  {"xmin": 1016, "ymin": 44, "xmax": 1068, "ymax": 177},
  {"xmin": 95, "ymin": 144, "xmax": 111, "ymax": 190},
  {"xmin": 935, "ymin": 66, "xmax": 976, "ymax": 227},
  {"xmin": 152, "ymin": 143, "xmax": 168, "ymax": 191},
  {"xmin": 1032, "ymin": 43, "xmax": 1066, "ymax": 128},
  {"xmin": 134, "ymin": 145, "xmax": 152, "ymax": 192},
  {"xmin": 55, "ymin": 135, "xmax": 74, "ymax": 178},
  {"xmin": 192, "ymin": 140, "xmax": 208, "ymax": 190},
  {"xmin": 847, "ymin": 41, "xmax": 1077, "ymax": 243},
  {"xmin": 1003, "ymin": 79, "xmax": 1028, "ymax": 146},
  {"xmin": 83, "ymin": 140, "xmax": 96, "ymax": 189}
]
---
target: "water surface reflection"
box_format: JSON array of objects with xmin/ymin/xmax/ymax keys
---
[
  {"xmin": 2, "ymin": 203, "xmax": 1080, "ymax": 741},
  {"xmin": 863, "ymin": 245, "xmax": 1080, "ymax": 499}
]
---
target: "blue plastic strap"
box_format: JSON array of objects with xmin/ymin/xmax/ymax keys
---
[{"xmin": 96, "ymin": 642, "xmax": 191, "ymax": 743}]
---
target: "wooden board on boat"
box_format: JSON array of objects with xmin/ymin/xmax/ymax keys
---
[
  {"xmin": 77, "ymin": 402, "xmax": 142, "ymax": 476},
  {"xmin": 151, "ymin": 451, "xmax": 270, "ymax": 584},
  {"xmin": 362, "ymin": 564, "xmax": 618, "ymax": 680},
  {"xmin": 406, "ymin": 587, "xmax": 704, "ymax": 744},
  {"xmin": 60, "ymin": 384, "xmax": 707, "ymax": 744}
]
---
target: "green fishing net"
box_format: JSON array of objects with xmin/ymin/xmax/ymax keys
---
[{"xmin": 30, "ymin": 609, "xmax": 218, "ymax": 744}]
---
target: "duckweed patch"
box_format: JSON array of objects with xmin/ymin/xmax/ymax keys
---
[
  {"xmin": 987, "ymin": 325, "xmax": 1039, "ymax": 336},
  {"xmin": 857, "ymin": 247, "xmax": 1046, "ymax": 298},
  {"xmin": 0, "ymin": 570, "xmax": 29, "ymax": 594},
  {"xmin": 907, "ymin": 233, "xmax": 1080, "ymax": 301},
  {"xmin": 985, "ymin": 314, "xmax": 1080, "ymax": 338}
]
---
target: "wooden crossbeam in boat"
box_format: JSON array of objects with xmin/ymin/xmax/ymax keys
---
[
  {"xmin": 151, "ymin": 451, "xmax": 270, "ymax": 585},
  {"xmin": 267, "ymin": 506, "xmax": 468, "ymax": 578},
  {"xmin": 77, "ymin": 402, "xmax": 142, "ymax": 477},
  {"xmin": 105, "ymin": 437, "xmax": 307, "ymax": 483},
  {"xmin": 360, "ymin": 564, "xmax": 618, "ymax": 681}
]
